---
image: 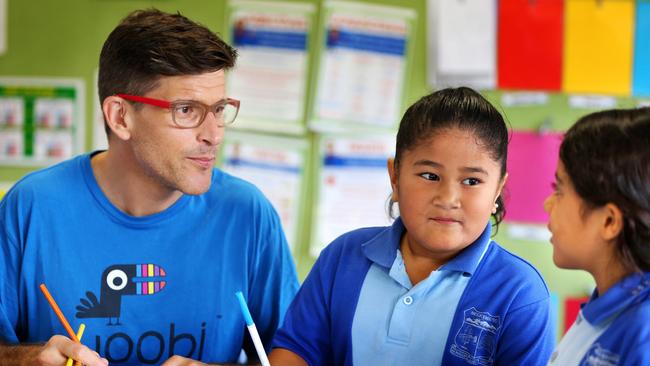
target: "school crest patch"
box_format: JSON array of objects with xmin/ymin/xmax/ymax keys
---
[
  {"xmin": 450, "ymin": 307, "xmax": 500, "ymax": 365},
  {"xmin": 580, "ymin": 343, "xmax": 619, "ymax": 366}
]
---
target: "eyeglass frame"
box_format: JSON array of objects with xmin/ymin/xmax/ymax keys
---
[{"xmin": 116, "ymin": 93, "xmax": 240, "ymax": 128}]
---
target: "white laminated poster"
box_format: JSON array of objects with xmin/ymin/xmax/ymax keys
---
[
  {"xmin": 0, "ymin": 97, "xmax": 24, "ymax": 128},
  {"xmin": 311, "ymin": 134, "xmax": 395, "ymax": 257},
  {"xmin": 427, "ymin": 0, "xmax": 497, "ymax": 89},
  {"xmin": 227, "ymin": 1, "xmax": 314, "ymax": 134},
  {"xmin": 0, "ymin": 77, "xmax": 84, "ymax": 167},
  {"xmin": 312, "ymin": 1, "xmax": 415, "ymax": 132},
  {"xmin": 221, "ymin": 132, "xmax": 308, "ymax": 252},
  {"xmin": 0, "ymin": 131, "xmax": 23, "ymax": 159},
  {"xmin": 34, "ymin": 98, "xmax": 74, "ymax": 129},
  {"xmin": 93, "ymin": 70, "xmax": 108, "ymax": 151},
  {"xmin": 34, "ymin": 130, "xmax": 73, "ymax": 160}
]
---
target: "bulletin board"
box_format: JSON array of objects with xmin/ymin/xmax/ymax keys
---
[{"xmin": 0, "ymin": 77, "xmax": 85, "ymax": 167}]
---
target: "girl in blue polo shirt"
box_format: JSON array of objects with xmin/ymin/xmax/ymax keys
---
[
  {"xmin": 270, "ymin": 87, "xmax": 555, "ymax": 366},
  {"xmin": 545, "ymin": 107, "xmax": 650, "ymax": 365}
]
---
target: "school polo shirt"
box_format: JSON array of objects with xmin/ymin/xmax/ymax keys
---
[
  {"xmin": 548, "ymin": 272, "xmax": 650, "ymax": 365},
  {"xmin": 273, "ymin": 218, "xmax": 555, "ymax": 366},
  {"xmin": 351, "ymin": 220, "xmax": 490, "ymax": 365}
]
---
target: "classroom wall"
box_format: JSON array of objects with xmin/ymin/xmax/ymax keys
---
[{"xmin": 2, "ymin": 0, "xmax": 637, "ymax": 340}]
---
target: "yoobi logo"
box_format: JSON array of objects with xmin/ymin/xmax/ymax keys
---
[
  {"xmin": 93, "ymin": 322, "xmax": 208, "ymax": 364},
  {"xmin": 76, "ymin": 264, "xmax": 166, "ymax": 325}
]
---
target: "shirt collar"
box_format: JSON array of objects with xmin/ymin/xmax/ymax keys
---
[
  {"xmin": 582, "ymin": 271, "xmax": 650, "ymax": 325},
  {"xmin": 361, "ymin": 217, "xmax": 492, "ymax": 276}
]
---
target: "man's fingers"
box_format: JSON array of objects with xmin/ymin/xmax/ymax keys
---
[
  {"xmin": 54, "ymin": 336, "xmax": 108, "ymax": 366},
  {"xmin": 161, "ymin": 355, "xmax": 208, "ymax": 366}
]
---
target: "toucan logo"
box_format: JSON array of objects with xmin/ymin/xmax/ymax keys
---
[{"xmin": 75, "ymin": 264, "xmax": 167, "ymax": 325}]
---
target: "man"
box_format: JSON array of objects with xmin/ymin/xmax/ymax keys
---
[{"xmin": 0, "ymin": 9, "xmax": 298, "ymax": 366}]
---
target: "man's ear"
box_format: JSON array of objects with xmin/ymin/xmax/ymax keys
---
[
  {"xmin": 102, "ymin": 96, "xmax": 132, "ymax": 141},
  {"xmin": 601, "ymin": 202, "xmax": 624, "ymax": 242},
  {"xmin": 387, "ymin": 158, "xmax": 398, "ymax": 202}
]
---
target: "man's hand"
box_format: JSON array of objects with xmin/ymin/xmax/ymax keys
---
[
  {"xmin": 0, "ymin": 335, "xmax": 108, "ymax": 366},
  {"xmin": 161, "ymin": 355, "xmax": 210, "ymax": 366}
]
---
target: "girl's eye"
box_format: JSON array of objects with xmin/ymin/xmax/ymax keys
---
[
  {"xmin": 462, "ymin": 178, "xmax": 481, "ymax": 186},
  {"xmin": 420, "ymin": 173, "xmax": 440, "ymax": 181}
]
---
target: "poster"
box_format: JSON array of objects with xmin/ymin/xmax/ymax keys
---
[
  {"xmin": 563, "ymin": 0, "xmax": 635, "ymax": 95},
  {"xmin": 633, "ymin": 0, "xmax": 650, "ymax": 96},
  {"xmin": 312, "ymin": 1, "xmax": 414, "ymax": 131},
  {"xmin": 428, "ymin": 0, "xmax": 497, "ymax": 89},
  {"xmin": 228, "ymin": 1, "xmax": 314, "ymax": 134},
  {"xmin": 221, "ymin": 131, "xmax": 308, "ymax": 252},
  {"xmin": 311, "ymin": 134, "xmax": 395, "ymax": 257},
  {"xmin": 497, "ymin": 0, "xmax": 563, "ymax": 90},
  {"xmin": 505, "ymin": 130, "xmax": 563, "ymax": 224}
]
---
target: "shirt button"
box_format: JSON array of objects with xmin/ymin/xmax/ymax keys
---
[{"xmin": 403, "ymin": 296, "xmax": 413, "ymax": 305}]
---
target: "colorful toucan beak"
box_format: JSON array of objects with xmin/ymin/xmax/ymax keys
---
[{"xmin": 133, "ymin": 264, "xmax": 166, "ymax": 295}]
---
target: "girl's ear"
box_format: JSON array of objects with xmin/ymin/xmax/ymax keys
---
[
  {"xmin": 601, "ymin": 203, "xmax": 624, "ymax": 242},
  {"xmin": 495, "ymin": 172, "xmax": 509, "ymax": 203},
  {"xmin": 103, "ymin": 96, "xmax": 132, "ymax": 141},
  {"xmin": 387, "ymin": 158, "xmax": 399, "ymax": 202}
]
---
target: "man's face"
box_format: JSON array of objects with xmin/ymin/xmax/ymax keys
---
[{"xmin": 125, "ymin": 70, "xmax": 226, "ymax": 195}]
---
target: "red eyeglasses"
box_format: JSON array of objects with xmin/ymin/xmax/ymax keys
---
[{"xmin": 117, "ymin": 94, "xmax": 240, "ymax": 128}]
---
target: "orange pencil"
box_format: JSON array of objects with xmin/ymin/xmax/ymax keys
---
[
  {"xmin": 39, "ymin": 284, "xmax": 83, "ymax": 365},
  {"xmin": 39, "ymin": 284, "xmax": 79, "ymax": 343}
]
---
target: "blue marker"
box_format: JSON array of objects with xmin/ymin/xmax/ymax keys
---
[{"xmin": 235, "ymin": 291, "xmax": 271, "ymax": 366}]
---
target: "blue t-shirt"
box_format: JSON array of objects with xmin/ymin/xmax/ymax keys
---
[
  {"xmin": 0, "ymin": 153, "xmax": 299, "ymax": 365},
  {"xmin": 273, "ymin": 218, "xmax": 555, "ymax": 366},
  {"xmin": 548, "ymin": 272, "xmax": 650, "ymax": 365}
]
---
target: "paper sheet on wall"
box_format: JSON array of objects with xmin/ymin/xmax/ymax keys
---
[
  {"xmin": 505, "ymin": 131, "xmax": 563, "ymax": 224},
  {"xmin": 0, "ymin": 77, "xmax": 85, "ymax": 166},
  {"xmin": 92, "ymin": 70, "xmax": 108, "ymax": 151},
  {"xmin": 497, "ymin": 0, "xmax": 563, "ymax": 91},
  {"xmin": 428, "ymin": 0, "xmax": 496, "ymax": 89},
  {"xmin": 563, "ymin": 0, "xmax": 635, "ymax": 95},
  {"xmin": 312, "ymin": 1, "xmax": 414, "ymax": 131},
  {"xmin": 228, "ymin": 1, "xmax": 314, "ymax": 134},
  {"xmin": 633, "ymin": 1, "xmax": 650, "ymax": 97},
  {"xmin": 221, "ymin": 132, "xmax": 307, "ymax": 252},
  {"xmin": 311, "ymin": 134, "xmax": 395, "ymax": 257}
]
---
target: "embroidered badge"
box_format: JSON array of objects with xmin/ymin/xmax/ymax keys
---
[
  {"xmin": 450, "ymin": 307, "xmax": 500, "ymax": 365},
  {"xmin": 580, "ymin": 343, "xmax": 620, "ymax": 366}
]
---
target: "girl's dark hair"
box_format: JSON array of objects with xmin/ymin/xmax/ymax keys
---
[
  {"xmin": 391, "ymin": 87, "xmax": 509, "ymax": 229},
  {"xmin": 561, "ymin": 107, "xmax": 650, "ymax": 272},
  {"xmin": 98, "ymin": 9, "xmax": 238, "ymax": 135}
]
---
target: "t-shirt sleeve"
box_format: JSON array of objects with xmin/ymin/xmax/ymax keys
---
[
  {"xmin": 243, "ymin": 199, "xmax": 299, "ymax": 357},
  {"xmin": 271, "ymin": 251, "xmax": 334, "ymax": 366},
  {"xmin": 0, "ymin": 194, "xmax": 22, "ymax": 344},
  {"xmin": 495, "ymin": 296, "xmax": 555, "ymax": 365}
]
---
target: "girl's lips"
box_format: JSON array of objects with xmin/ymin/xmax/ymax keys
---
[{"xmin": 432, "ymin": 217, "xmax": 461, "ymax": 224}]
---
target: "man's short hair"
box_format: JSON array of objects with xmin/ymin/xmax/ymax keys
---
[{"xmin": 98, "ymin": 8, "xmax": 238, "ymax": 134}]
